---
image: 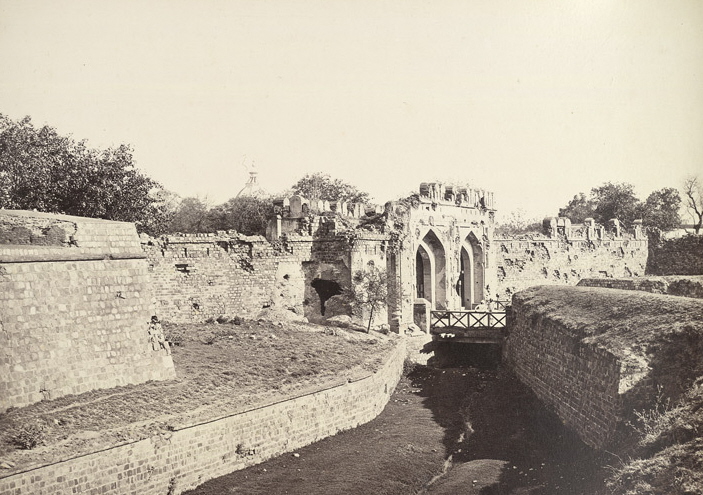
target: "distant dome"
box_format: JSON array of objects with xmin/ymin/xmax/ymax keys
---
[{"xmin": 236, "ymin": 167, "xmax": 268, "ymax": 198}]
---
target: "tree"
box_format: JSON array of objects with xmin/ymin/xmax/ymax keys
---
[
  {"xmin": 166, "ymin": 197, "xmax": 214, "ymax": 233},
  {"xmin": 344, "ymin": 262, "xmax": 388, "ymax": 333},
  {"xmin": 291, "ymin": 172, "xmax": 370, "ymax": 203},
  {"xmin": 558, "ymin": 193, "xmax": 596, "ymax": 224},
  {"xmin": 591, "ymin": 182, "xmax": 641, "ymax": 228},
  {"xmin": 0, "ymin": 114, "xmax": 169, "ymax": 234},
  {"xmin": 683, "ymin": 176, "xmax": 703, "ymax": 234},
  {"xmin": 207, "ymin": 196, "xmax": 274, "ymax": 236},
  {"xmin": 494, "ymin": 209, "xmax": 542, "ymax": 237},
  {"xmin": 641, "ymin": 188, "xmax": 681, "ymax": 232}
]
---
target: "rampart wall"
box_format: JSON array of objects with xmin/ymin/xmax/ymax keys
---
[
  {"xmin": 0, "ymin": 211, "xmax": 175, "ymax": 411},
  {"xmin": 647, "ymin": 234, "xmax": 703, "ymax": 276},
  {"xmin": 578, "ymin": 276, "xmax": 703, "ymax": 299},
  {"xmin": 0, "ymin": 339, "xmax": 406, "ymax": 495},
  {"xmin": 495, "ymin": 233, "xmax": 648, "ymax": 297},
  {"xmin": 504, "ymin": 286, "xmax": 703, "ymax": 449}
]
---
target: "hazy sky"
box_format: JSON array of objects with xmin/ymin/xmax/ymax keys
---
[{"xmin": 1, "ymin": 0, "xmax": 701, "ymax": 220}]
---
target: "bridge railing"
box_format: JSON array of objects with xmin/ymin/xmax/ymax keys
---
[{"xmin": 430, "ymin": 309, "xmax": 507, "ymax": 330}]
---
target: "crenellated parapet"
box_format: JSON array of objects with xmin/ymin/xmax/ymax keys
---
[
  {"xmin": 418, "ymin": 182, "xmax": 495, "ymax": 210},
  {"xmin": 541, "ymin": 216, "xmax": 645, "ymax": 241},
  {"xmin": 273, "ymin": 195, "xmax": 382, "ymax": 219}
]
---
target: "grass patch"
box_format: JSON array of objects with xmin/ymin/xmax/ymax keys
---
[{"xmin": 0, "ymin": 319, "xmax": 396, "ymax": 469}]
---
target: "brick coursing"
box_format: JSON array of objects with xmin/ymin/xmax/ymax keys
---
[
  {"xmin": 0, "ymin": 211, "xmax": 175, "ymax": 411},
  {"xmin": 646, "ymin": 235, "xmax": 703, "ymax": 276},
  {"xmin": 0, "ymin": 340, "xmax": 406, "ymax": 495},
  {"xmin": 504, "ymin": 302, "xmax": 622, "ymax": 449}
]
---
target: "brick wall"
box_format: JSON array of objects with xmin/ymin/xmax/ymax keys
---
[
  {"xmin": 0, "ymin": 211, "xmax": 175, "ymax": 411},
  {"xmin": 647, "ymin": 234, "xmax": 703, "ymax": 276},
  {"xmin": 143, "ymin": 233, "xmax": 309, "ymax": 322},
  {"xmin": 504, "ymin": 295, "xmax": 622, "ymax": 448},
  {"xmin": 578, "ymin": 276, "xmax": 703, "ymax": 299},
  {"xmin": 495, "ymin": 236, "xmax": 648, "ymax": 297},
  {"xmin": 504, "ymin": 286, "xmax": 703, "ymax": 450},
  {"xmin": 0, "ymin": 339, "xmax": 406, "ymax": 495}
]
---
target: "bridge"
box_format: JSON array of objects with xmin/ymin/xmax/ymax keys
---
[{"xmin": 429, "ymin": 300, "xmax": 508, "ymax": 344}]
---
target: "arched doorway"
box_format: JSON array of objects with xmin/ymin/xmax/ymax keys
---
[
  {"xmin": 416, "ymin": 245, "xmax": 432, "ymax": 301},
  {"xmin": 459, "ymin": 246, "xmax": 473, "ymax": 309},
  {"xmin": 416, "ymin": 230, "xmax": 447, "ymax": 309},
  {"xmin": 464, "ymin": 233, "xmax": 484, "ymax": 308}
]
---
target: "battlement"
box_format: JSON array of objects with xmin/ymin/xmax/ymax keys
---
[
  {"xmin": 541, "ymin": 216, "xmax": 645, "ymax": 241},
  {"xmin": 418, "ymin": 182, "xmax": 495, "ymax": 210},
  {"xmin": 273, "ymin": 195, "xmax": 383, "ymax": 219}
]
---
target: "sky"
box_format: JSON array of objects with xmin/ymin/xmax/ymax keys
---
[{"xmin": 1, "ymin": 0, "xmax": 701, "ymax": 221}]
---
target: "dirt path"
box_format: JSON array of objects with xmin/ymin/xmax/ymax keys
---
[{"xmin": 185, "ymin": 359, "xmax": 610, "ymax": 495}]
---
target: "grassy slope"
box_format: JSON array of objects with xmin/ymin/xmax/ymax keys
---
[
  {"xmin": 514, "ymin": 286, "xmax": 703, "ymax": 495},
  {"xmin": 0, "ymin": 320, "xmax": 397, "ymax": 472}
]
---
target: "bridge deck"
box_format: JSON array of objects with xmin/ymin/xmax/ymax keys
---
[{"xmin": 430, "ymin": 309, "xmax": 507, "ymax": 344}]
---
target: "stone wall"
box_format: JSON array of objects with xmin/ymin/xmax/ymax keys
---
[
  {"xmin": 495, "ymin": 236, "xmax": 648, "ymax": 298},
  {"xmin": 504, "ymin": 286, "xmax": 703, "ymax": 449},
  {"xmin": 578, "ymin": 276, "xmax": 703, "ymax": 299},
  {"xmin": 0, "ymin": 339, "xmax": 406, "ymax": 495},
  {"xmin": 647, "ymin": 234, "xmax": 703, "ymax": 276},
  {"xmin": 0, "ymin": 211, "xmax": 175, "ymax": 411}
]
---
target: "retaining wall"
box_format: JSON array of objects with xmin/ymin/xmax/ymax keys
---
[
  {"xmin": 504, "ymin": 285, "xmax": 703, "ymax": 450},
  {"xmin": 0, "ymin": 339, "xmax": 406, "ymax": 495},
  {"xmin": 647, "ymin": 234, "xmax": 703, "ymax": 276},
  {"xmin": 0, "ymin": 211, "xmax": 175, "ymax": 411}
]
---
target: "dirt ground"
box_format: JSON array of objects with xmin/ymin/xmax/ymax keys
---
[
  {"xmin": 0, "ymin": 320, "xmax": 396, "ymax": 472},
  {"xmin": 185, "ymin": 345, "xmax": 609, "ymax": 495}
]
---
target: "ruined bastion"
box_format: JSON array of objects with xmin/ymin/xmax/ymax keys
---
[{"xmin": 0, "ymin": 210, "xmax": 175, "ymax": 411}]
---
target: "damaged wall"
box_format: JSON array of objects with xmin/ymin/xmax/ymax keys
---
[
  {"xmin": 495, "ymin": 230, "xmax": 648, "ymax": 297},
  {"xmin": 143, "ymin": 233, "xmax": 310, "ymax": 323}
]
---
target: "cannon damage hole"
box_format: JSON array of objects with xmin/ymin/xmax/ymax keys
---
[{"xmin": 311, "ymin": 278, "xmax": 342, "ymax": 316}]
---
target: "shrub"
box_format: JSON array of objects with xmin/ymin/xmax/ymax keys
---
[{"xmin": 11, "ymin": 422, "xmax": 46, "ymax": 449}]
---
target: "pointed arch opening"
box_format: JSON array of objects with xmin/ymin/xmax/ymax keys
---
[
  {"xmin": 464, "ymin": 232, "xmax": 484, "ymax": 308},
  {"xmin": 416, "ymin": 230, "xmax": 447, "ymax": 309}
]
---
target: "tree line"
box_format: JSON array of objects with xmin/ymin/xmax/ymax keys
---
[
  {"xmin": 0, "ymin": 114, "xmax": 369, "ymax": 236},
  {"xmin": 2, "ymin": 114, "xmax": 701, "ymax": 237},
  {"xmin": 497, "ymin": 180, "xmax": 702, "ymax": 237}
]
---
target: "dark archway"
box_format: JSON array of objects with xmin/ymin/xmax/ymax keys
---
[
  {"xmin": 465, "ymin": 233, "xmax": 484, "ymax": 307},
  {"xmin": 421, "ymin": 230, "xmax": 447, "ymax": 309},
  {"xmin": 311, "ymin": 278, "xmax": 342, "ymax": 316},
  {"xmin": 416, "ymin": 245, "xmax": 432, "ymax": 300}
]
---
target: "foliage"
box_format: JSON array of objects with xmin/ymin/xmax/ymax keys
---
[
  {"xmin": 591, "ymin": 182, "xmax": 641, "ymax": 228},
  {"xmin": 495, "ymin": 209, "xmax": 542, "ymax": 237},
  {"xmin": 207, "ymin": 196, "xmax": 274, "ymax": 236},
  {"xmin": 11, "ymin": 422, "xmax": 46, "ymax": 449},
  {"xmin": 683, "ymin": 175, "xmax": 703, "ymax": 234},
  {"xmin": 166, "ymin": 196, "xmax": 214, "ymax": 233},
  {"xmin": 291, "ymin": 172, "xmax": 370, "ymax": 203},
  {"xmin": 0, "ymin": 114, "xmax": 171, "ymax": 235},
  {"xmin": 558, "ymin": 192, "xmax": 596, "ymax": 224},
  {"xmin": 558, "ymin": 182, "xmax": 683, "ymax": 231},
  {"xmin": 344, "ymin": 262, "xmax": 388, "ymax": 333},
  {"xmin": 641, "ymin": 188, "xmax": 681, "ymax": 232}
]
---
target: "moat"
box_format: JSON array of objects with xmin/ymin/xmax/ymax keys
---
[{"xmin": 186, "ymin": 347, "xmax": 609, "ymax": 495}]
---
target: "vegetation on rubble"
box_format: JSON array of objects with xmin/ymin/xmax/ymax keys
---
[
  {"xmin": 290, "ymin": 172, "xmax": 370, "ymax": 203},
  {"xmin": 0, "ymin": 114, "xmax": 172, "ymax": 235},
  {"xmin": 0, "ymin": 319, "xmax": 396, "ymax": 469},
  {"xmin": 558, "ymin": 181, "xmax": 681, "ymax": 231}
]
